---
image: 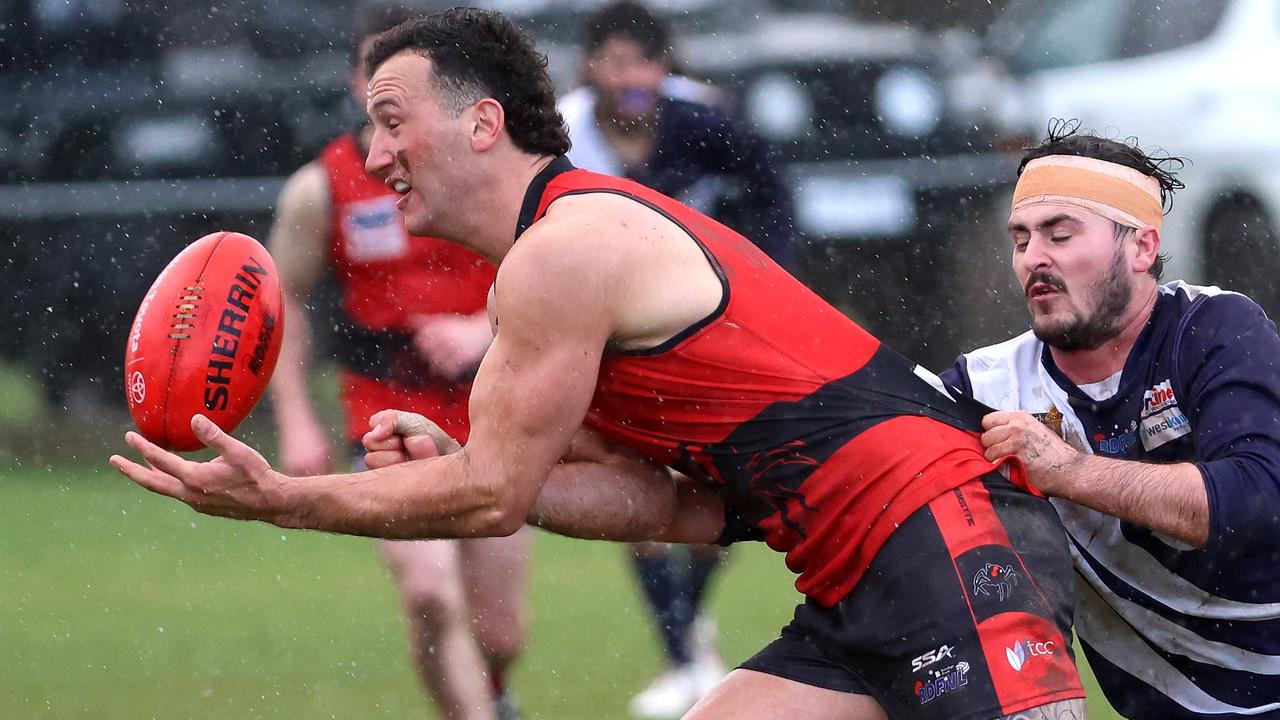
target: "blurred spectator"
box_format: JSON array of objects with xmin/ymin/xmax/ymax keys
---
[{"xmin": 558, "ymin": 3, "xmax": 798, "ymax": 717}]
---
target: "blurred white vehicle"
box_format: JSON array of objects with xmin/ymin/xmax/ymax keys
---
[{"xmin": 980, "ymin": 0, "xmax": 1280, "ymax": 311}]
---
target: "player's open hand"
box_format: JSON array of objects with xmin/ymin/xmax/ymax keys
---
[
  {"xmin": 362, "ymin": 409, "xmax": 461, "ymax": 469},
  {"xmin": 980, "ymin": 411, "xmax": 1080, "ymax": 494},
  {"xmin": 110, "ymin": 414, "xmax": 294, "ymax": 524}
]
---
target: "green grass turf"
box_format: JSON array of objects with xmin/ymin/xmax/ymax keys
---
[{"xmin": 0, "ymin": 464, "xmax": 1122, "ymax": 719}]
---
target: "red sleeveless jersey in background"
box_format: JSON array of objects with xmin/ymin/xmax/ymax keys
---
[
  {"xmin": 519, "ymin": 157, "xmax": 1008, "ymax": 607},
  {"xmin": 318, "ymin": 135, "xmax": 495, "ymax": 441}
]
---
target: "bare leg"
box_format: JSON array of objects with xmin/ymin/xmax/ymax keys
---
[
  {"xmin": 458, "ymin": 527, "xmax": 534, "ymax": 684},
  {"xmin": 684, "ymin": 669, "xmax": 888, "ymax": 720},
  {"xmin": 380, "ymin": 539, "xmax": 496, "ymax": 720},
  {"xmin": 999, "ymin": 699, "xmax": 1088, "ymax": 720}
]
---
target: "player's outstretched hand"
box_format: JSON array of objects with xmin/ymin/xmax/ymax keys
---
[
  {"xmin": 362, "ymin": 409, "xmax": 461, "ymax": 469},
  {"xmin": 110, "ymin": 414, "xmax": 293, "ymax": 524}
]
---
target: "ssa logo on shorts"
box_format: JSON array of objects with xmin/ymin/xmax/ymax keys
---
[
  {"xmin": 910, "ymin": 643, "xmax": 955, "ymax": 672},
  {"xmin": 1006, "ymin": 639, "xmax": 1055, "ymax": 671}
]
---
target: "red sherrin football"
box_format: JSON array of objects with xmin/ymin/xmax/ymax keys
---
[{"xmin": 124, "ymin": 231, "xmax": 284, "ymax": 451}]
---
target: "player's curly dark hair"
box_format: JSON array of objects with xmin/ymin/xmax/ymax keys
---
[
  {"xmin": 365, "ymin": 8, "xmax": 571, "ymax": 157},
  {"xmin": 1018, "ymin": 118, "xmax": 1186, "ymax": 279}
]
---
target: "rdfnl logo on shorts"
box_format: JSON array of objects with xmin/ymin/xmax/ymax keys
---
[{"xmin": 1005, "ymin": 639, "xmax": 1055, "ymax": 671}]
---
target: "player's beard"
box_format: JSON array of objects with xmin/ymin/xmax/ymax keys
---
[{"xmin": 1030, "ymin": 247, "xmax": 1132, "ymax": 352}]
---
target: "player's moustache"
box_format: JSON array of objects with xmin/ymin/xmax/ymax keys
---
[{"xmin": 1024, "ymin": 271, "xmax": 1067, "ymax": 297}]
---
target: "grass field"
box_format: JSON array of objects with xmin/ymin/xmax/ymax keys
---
[
  {"xmin": 0, "ymin": 362, "xmax": 1121, "ymax": 719},
  {"xmin": 1, "ymin": 463, "xmax": 801, "ymax": 719}
]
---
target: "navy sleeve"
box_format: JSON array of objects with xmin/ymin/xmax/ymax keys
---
[
  {"xmin": 939, "ymin": 355, "xmax": 973, "ymax": 398},
  {"xmin": 1177, "ymin": 294, "xmax": 1280, "ymax": 557},
  {"xmin": 653, "ymin": 101, "xmax": 798, "ymax": 269}
]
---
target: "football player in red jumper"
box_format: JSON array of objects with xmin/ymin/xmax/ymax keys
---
[
  {"xmin": 115, "ymin": 10, "xmax": 1086, "ymax": 719},
  {"xmin": 264, "ymin": 8, "xmax": 528, "ymax": 719}
]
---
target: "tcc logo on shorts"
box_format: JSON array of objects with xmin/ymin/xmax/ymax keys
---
[
  {"xmin": 1006, "ymin": 639, "xmax": 1056, "ymax": 671},
  {"xmin": 972, "ymin": 562, "xmax": 1019, "ymax": 602}
]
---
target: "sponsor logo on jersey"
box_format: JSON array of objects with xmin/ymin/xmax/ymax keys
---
[
  {"xmin": 914, "ymin": 661, "xmax": 969, "ymax": 705},
  {"xmin": 1005, "ymin": 639, "xmax": 1056, "ymax": 671},
  {"xmin": 972, "ymin": 563, "xmax": 1019, "ymax": 602},
  {"xmin": 343, "ymin": 196, "xmax": 409, "ymax": 262},
  {"xmin": 1032, "ymin": 405, "xmax": 1064, "ymax": 439},
  {"xmin": 1093, "ymin": 427, "xmax": 1136, "ymax": 455},
  {"xmin": 911, "ymin": 643, "xmax": 955, "ymax": 672},
  {"xmin": 1140, "ymin": 406, "xmax": 1192, "ymax": 451},
  {"xmin": 1142, "ymin": 379, "xmax": 1177, "ymax": 417}
]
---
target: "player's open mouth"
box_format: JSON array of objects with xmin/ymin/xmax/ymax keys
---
[
  {"xmin": 387, "ymin": 178, "xmax": 412, "ymax": 210},
  {"xmin": 1027, "ymin": 283, "xmax": 1059, "ymax": 300}
]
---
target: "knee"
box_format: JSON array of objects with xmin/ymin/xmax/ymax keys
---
[
  {"xmin": 396, "ymin": 575, "xmax": 468, "ymax": 628},
  {"xmin": 471, "ymin": 607, "xmax": 527, "ymax": 669}
]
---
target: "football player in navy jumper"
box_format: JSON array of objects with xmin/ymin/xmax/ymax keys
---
[{"xmin": 945, "ymin": 125, "xmax": 1280, "ymax": 719}]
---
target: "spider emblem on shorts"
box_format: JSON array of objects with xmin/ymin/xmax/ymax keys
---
[{"xmin": 972, "ymin": 562, "xmax": 1019, "ymax": 602}]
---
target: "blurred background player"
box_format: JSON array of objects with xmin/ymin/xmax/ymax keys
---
[
  {"xmin": 265, "ymin": 7, "xmax": 529, "ymax": 719},
  {"xmin": 560, "ymin": 0, "xmax": 795, "ymax": 271},
  {"xmin": 558, "ymin": 3, "xmax": 798, "ymax": 717}
]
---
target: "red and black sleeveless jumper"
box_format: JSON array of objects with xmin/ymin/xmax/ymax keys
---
[{"xmin": 516, "ymin": 157, "xmax": 1008, "ymax": 607}]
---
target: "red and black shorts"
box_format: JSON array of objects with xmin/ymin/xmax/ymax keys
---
[{"xmin": 740, "ymin": 471, "xmax": 1084, "ymax": 719}]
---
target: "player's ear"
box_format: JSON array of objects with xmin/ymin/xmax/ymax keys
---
[
  {"xmin": 1131, "ymin": 226, "xmax": 1161, "ymax": 275},
  {"xmin": 469, "ymin": 98, "xmax": 505, "ymax": 152}
]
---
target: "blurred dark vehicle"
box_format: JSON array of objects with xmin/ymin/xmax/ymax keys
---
[
  {"xmin": 1, "ymin": 0, "xmax": 356, "ymax": 406},
  {"xmin": 969, "ymin": 0, "xmax": 1280, "ymax": 314},
  {"xmin": 676, "ymin": 11, "xmax": 1003, "ymax": 367}
]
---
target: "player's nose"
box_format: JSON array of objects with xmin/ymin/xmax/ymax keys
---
[
  {"xmin": 365, "ymin": 131, "xmax": 394, "ymax": 178},
  {"xmin": 1018, "ymin": 235, "xmax": 1054, "ymax": 273}
]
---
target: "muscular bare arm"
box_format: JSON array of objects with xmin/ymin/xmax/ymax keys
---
[
  {"xmin": 528, "ymin": 426, "xmax": 725, "ymax": 544},
  {"xmin": 982, "ymin": 410, "xmax": 1208, "ymax": 547},
  {"xmin": 265, "ymin": 161, "xmax": 334, "ymax": 475},
  {"xmin": 113, "ymin": 217, "xmax": 619, "ymax": 538},
  {"xmin": 361, "ymin": 411, "xmax": 727, "ymax": 544},
  {"xmin": 534, "ymin": 460, "xmax": 727, "ymax": 544},
  {"xmin": 111, "ymin": 187, "xmax": 729, "ymax": 542}
]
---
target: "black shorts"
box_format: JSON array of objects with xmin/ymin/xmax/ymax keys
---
[{"xmin": 741, "ymin": 471, "xmax": 1084, "ymax": 719}]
